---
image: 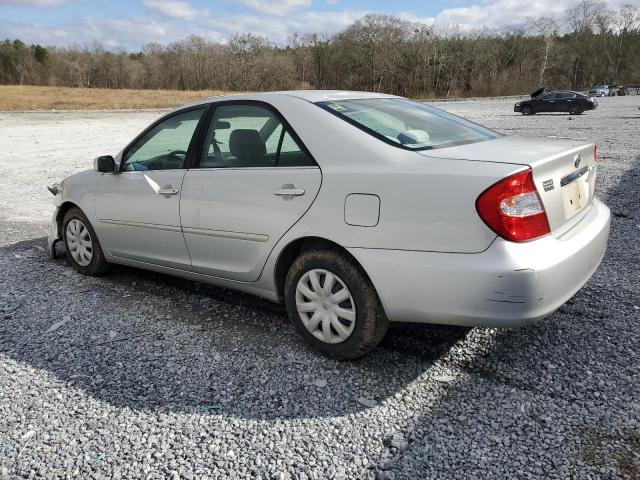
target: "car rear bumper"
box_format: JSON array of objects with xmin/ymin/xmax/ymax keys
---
[{"xmin": 348, "ymin": 198, "xmax": 610, "ymax": 328}]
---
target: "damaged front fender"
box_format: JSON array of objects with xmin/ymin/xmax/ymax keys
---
[{"xmin": 47, "ymin": 208, "xmax": 63, "ymax": 260}]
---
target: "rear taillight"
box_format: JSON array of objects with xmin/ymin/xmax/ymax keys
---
[{"xmin": 476, "ymin": 168, "xmax": 550, "ymax": 242}]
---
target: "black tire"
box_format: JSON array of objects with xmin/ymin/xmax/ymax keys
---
[
  {"xmin": 569, "ymin": 104, "xmax": 583, "ymax": 115},
  {"xmin": 284, "ymin": 248, "xmax": 388, "ymax": 360},
  {"xmin": 521, "ymin": 105, "xmax": 533, "ymax": 115},
  {"xmin": 62, "ymin": 207, "xmax": 111, "ymax": 276}
]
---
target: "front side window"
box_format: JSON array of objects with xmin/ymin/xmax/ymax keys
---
[
  {"xmin": 316, "ymin": 98, "xmax": 498, "ymax": 151},
  {"xmin": 199, "ymin": 104, "xmax": 314, "ymax": 168},
  {"xmin": 122, "ymin": 108, "xmax": 204, "ymax": 171}
]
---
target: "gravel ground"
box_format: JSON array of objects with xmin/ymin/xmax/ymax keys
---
[{"xmin": 0, "ymin": 96, "xmax": 639, "ymax": 479}]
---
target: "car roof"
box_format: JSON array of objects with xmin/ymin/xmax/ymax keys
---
[
  {"xmin": 179, "ymin": 90, "xmax": 400, "ymax": 109},
  {"xmin": 543, "ymin": 90, "xmax": 583, "ymax": 95},
  {"xmin": 271, "ymin": 90, "xmax": 401, "ymax": 102}
]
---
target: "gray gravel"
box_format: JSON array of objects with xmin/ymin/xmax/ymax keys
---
[{"xmin": 1, "ymin": 96, "xmax": 639, "ymax": 479}]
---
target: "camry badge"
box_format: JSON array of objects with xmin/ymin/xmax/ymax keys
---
[{"xmin": 574, "ymin": 154, "xmax": 582, "ymax": 168}]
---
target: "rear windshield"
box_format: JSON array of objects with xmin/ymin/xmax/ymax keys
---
[{"xmin": 316, "ymin": 98, "xmax": 499, "ymax": 151}]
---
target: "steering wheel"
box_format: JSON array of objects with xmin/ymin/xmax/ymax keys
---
[
  {"xmin": 165, "ymin": 150, "xmax": 188, "ymax": 168},
  {"xmin": 167, "ymin": 150, "xmax": 187, "ymax": 160}
]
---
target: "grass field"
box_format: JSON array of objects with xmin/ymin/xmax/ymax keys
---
[{"xmin": 0, "ymin": 85, "xmax": 233, "ymax": 111}]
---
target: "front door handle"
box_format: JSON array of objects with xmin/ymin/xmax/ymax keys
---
[
  {"xmin": 157, "ymin": 186, "xmax": 179, "ymax": 196},
  {"xmin": 274, "ymin": 187, "xmax": 305, "ymax": 197}
]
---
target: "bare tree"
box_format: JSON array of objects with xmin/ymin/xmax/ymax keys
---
[
  {"xmin": 565, "ymin": 0, "xmax": 608, "ymax": 33},
  {"xmin": 1, "ymin": 10, "xmax": 640, "ymax": 97},
  {"xmin": 528, "ymin": 17, "xmax": 559, "ymax": 87}
]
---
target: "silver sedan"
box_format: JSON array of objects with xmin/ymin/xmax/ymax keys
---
[{"xmin": 48, "ymin": 91, "xmax": 611, "ymax": 359}]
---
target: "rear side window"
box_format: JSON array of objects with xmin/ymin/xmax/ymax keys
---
[
  {"xmin": 278, "ymin": 131, "xmax": 315, "ymax": 167},
  {"xmin": 199, "ymin": 104, "xmax": 314, "ymax": 168},
  {"xmin": 316, "ymin": 98, "xmax": 498, "ymax": 151}
]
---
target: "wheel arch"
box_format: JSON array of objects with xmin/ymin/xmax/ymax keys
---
[
  {"xmin": 273, "ymin": 236, "xmax": 379, "ymax": 304},
  {"xmin": 55, "ymin": 201, "xmax": 82, "ymax": 239},
  {"xmin": 569, "ymin": 102, "xmax": 584, "ymax": 113}
]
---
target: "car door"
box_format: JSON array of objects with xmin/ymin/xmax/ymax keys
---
[
  {"xmin": 557, "ymin": 92, "xmax": 574, "ymax": 112},
  {"xmin": 94, "ymin": 106, "xmax": 207, "ymax": 269},
  {"xmin": 537, "ymin": 92, "xmax": 558, "ymax": 112},
  {"xmin": 180, "ymin": 102, "xmax": 322, "ymax": 282}
]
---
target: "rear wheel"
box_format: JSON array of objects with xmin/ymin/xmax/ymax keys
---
[
  {"xmin": 569, "ymin": 104, "xmax": 583, "ymax": 115},
  {"xmin": 63, "ymin": 207, "xmax": 111, "ymax": 276},
  {"xmin": 521, "ymin": 105, "xmax": 533, "ymax": 115},
  {"xmin": 284, "ymin": 249, "xmax": 388, "ymax": 360}
]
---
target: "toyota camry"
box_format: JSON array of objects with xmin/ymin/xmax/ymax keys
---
[{"xmin": 48, "ymin": 91, "xmax": 611, "ymax": 359}]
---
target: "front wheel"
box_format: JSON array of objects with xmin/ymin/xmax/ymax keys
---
[
  {"xmin": 569, "ymin": 104, "xmax": 583, "ymax": 115},
  {"xmin": 62, "ymin": 207, "xmax": 111, "ymax": 276},
  {"xmin": 284, "ymin": 249, "xmax": 388, "ymax": 360},
  {"xmin": 521, "ymin": 105, "xmax": 533, "ymax": 115}
]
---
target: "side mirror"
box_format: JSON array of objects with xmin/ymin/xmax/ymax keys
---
[{"xmin": 94, "ymin": 155, "xmax": 116, "ymax": 173}]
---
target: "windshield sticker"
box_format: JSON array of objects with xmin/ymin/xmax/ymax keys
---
[{"xmin": 327, "ymin": 103, "xmax": 347, "ymax": 112}]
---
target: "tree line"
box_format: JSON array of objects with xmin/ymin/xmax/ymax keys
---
[{"xmin": 1, "ymin": 0, "xmax": 639, "ymax": 98}]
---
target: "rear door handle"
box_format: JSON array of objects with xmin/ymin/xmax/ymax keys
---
[{"xmin": 274, "ymin": 188, "xmax": 305, "ymax": 197}]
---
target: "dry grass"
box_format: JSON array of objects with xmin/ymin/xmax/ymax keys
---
[{"xmin": 0, "ymin": 85, "xmax": 234, "ymax": 111}]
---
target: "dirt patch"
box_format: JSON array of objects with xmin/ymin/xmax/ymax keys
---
[{"xmin": 0, "ymin": 85, "xmax": 233, "ymax": 111}]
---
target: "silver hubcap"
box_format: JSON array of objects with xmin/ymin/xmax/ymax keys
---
[
  {"xmin": 66, "ymin": 219, "xmax": 93, "ymax": 267},
  {"xmin": 295, "ymin": 269, "xmax": 356, "ymax": 344}
]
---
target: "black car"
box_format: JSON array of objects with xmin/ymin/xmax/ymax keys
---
[{"xmin": 514, "ymin": 88, "xmax": 597, "ymax": 115}]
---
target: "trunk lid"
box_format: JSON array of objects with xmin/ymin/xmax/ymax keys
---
[
  {"xmin": 531, "ymin": 87, "xmax": 545, "ymax": 98},
  {"xmin": 419, "ymin": 136, "xmax": 597, "ymax": 236}
]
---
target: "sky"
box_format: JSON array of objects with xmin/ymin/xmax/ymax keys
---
[{"xmin": 0, "ymin": 0, "xmax": 633, "ymax": 50}]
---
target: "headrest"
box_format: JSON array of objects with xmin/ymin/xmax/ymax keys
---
[{"xmin": 229, "ymin": 129, "xmax": 266, "ymax": 160}]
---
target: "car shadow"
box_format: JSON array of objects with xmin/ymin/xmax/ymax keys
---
[
  {"xmin": 522, "ymin": 113, "xmax": 592, "ymax": 116},
  {"xmin": 0, "ymin": 237, "xmax": 470, "ymax": 421},
  {"xmin": 371, "ymin": 155, "xmax": 640, "ymax": 477}
]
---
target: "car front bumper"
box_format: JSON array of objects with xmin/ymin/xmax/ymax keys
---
[
  {"xmin": 48, "ymin": 207, "xmax": 61, "ymax": 259},
  {"xmin": 514, "ymin": 104, "xmax": 522, "ymax": 112},
  {"xmin": 348, "ymin": 198, "xmax": 610, "ymax": 328}
]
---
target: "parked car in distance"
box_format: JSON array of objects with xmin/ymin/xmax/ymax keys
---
[
  {"xmin": 48, "ymin": 91, "xmax": 611, "ymax": 359},
  {"xmin": 613, "ymin": 85, "xmax": 629, "ymax": 96},
  {"xmin": 589, "ymin": 85, "xmax": 610, "ymax": 97},
  {"xmin": 514, "ymin": 88, "xmax": 597, "ymax": 115}
]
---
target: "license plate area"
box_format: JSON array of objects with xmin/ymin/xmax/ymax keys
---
[{"xmin": 561, "ymin": 167, "xmax": 590, "ymax": 219}]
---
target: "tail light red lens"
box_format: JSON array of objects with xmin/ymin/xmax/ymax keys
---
[{"xmin": 476, "ymin": 168, "xmax": 550, "ymax": 242}]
